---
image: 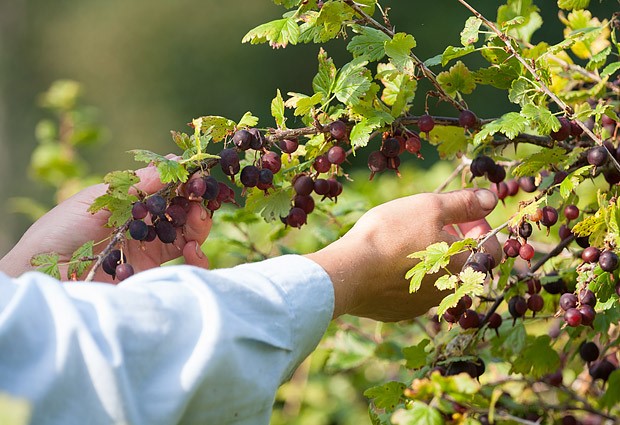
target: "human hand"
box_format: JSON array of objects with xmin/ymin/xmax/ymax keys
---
[
  {"xmin": 305, "ymin": 189, "xmax": 501, "ymax": 322},
  {"xmin": 0, "ymin": 165, "xmax": 212, "ymax": 281}
]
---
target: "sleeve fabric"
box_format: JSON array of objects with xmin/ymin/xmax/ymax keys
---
[{"xmin": 0, "ymin": 255, "xmax": 335, "ymax": 425}]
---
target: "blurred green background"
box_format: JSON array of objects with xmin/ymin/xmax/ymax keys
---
[{"xmin": 0, "ymin": 0, "xmax": 616, "ymax": 254}]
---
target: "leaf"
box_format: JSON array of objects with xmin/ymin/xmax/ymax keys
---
[
  {"xmin": 377, "ymin": 63, "xmax": 417, "ymax": 117},
  {"xmin": 557, "ymin": 0, "xmax": 590, "ymax": 10},
  {"xmin": 103, "ymin": 170, "xmax": 140, "ymax": 200},
  {"xmin": 244, "ymin": 187, "xmax": 291, "ymax": 222},
  {"xmin": 313, "ymin": 48, "xmax": 337, "ymax": 98},
  {"xmin": 68, "ymin": 241, "xmax": 94, "ymax": 280},
  {"xmin": 391, "ymin": 402, "xmax": 443, "ymax": 425},
  {"xmin": 473, "ymin": 112, "xmax": 527, "ymax": 145},
  {"xmin": 600, "ymin": 370, "xmax": 620, "ymax": 409},
  {"xmin": 521, "ymin": 104, "xmax": 560, "ymax": 135},
  {"xmin": 237, "ymin": 111, "xmax": 258, "ymax": 128},
  {"xmin": 272, "ymin": 0, "xmax": 299, "ymax": 7},
  {"xmin": 31, "ymin": 252, "xmax": 60, "ymax": 279},
  {"xmin": 510, "ymin": 335, "xmax": 561, "ymax": 379},
  {"xmin": 156, "ymin": 160, "xmax": 189, "ymax": 184},
  {"xmin": 497, "ymin": 0, "xmax": 542, "ymax": 43},
  {"xmin": 601, "ymin": 62, "xmax": 620, "ymax": 78},
  {"xmin": 473, "ymin": 66, "xmax": 520, "ymax": 90},
  {"xmin": 364, "ymin": 382, "xmax": 406, "ymax": 410},
  {"xmin": 559, "ymin": 165, "xmax": 594, "ymax": 199},
  {"xmin": 458, "ymin": 267, "xmax": 486, "ymax": 288},
  {"xmin": 509, "ymin": 78, "xmax": 536, "ymax": 106},
  {"xmin": 427, "ymin": 125, "xmax": 468, "ymax": 159},
  {"xmin": 512, "ymin": 147, "xmax": 570, "ymax": 177},
  {"xmin": 441, "ymin": 45, "xmax": 476, "ymax": 66},
  {"xmin": 504, "ymin": 321, "xmax": 526, "ymax": 355},
  {"xmin": 333, "ymin": 58, "xmax": 372, "ymax": 106},
  {"xmin": 408, "ymin": 241, "xmax": 450, "ymax": 274},
  {"xmin": 347, "ymin": 26, "xmax": 390, "ymax": 62},
  {"xmin": 435, "ymin": 274, "xmax": 459, "ymax": 291},
  {"xmin": 241, "ymin": 17, "xmax": 299, "ymax": 49},
  {"xmin": 294, "ymin": 92, "xmax": 323, "ymax": 116},
  {"xmin": 197, "ymin": 116, "xmax": 236, "ymax": 142},
  {"xmin": 436, "ymin": 61, "xmax": 476, "ymax": 96},
  {"xmin": 402, "ymin": 339, "xmax": 431, "ymax": 370},
  {"xmin": 350, "ymin": 117, "xmax": 382, "ymax": 149},
  {"xmin": 461, "ymin": 17, "xmax": 482, "ymax": 46},
  {"xmin": 384, "ymin": 33, "xmax": 416, "ymax": 75},
  {"xmin": 170, "ymin": 131, "xmax": 192, "ymax": 151},
  {"xmin": 271, "ymin": 89, "xmax": 286, "ymax": 129},
  {"xmin": 586, "ymin": 45, "xmax": 611, "ymax": 71},
  {"xmin": 326, "ymin": 330, "xmax": 375, "ymax": 371}
]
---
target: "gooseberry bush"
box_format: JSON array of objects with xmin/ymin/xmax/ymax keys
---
[{"xmin": 31, "ymin": 0, "xmax": 620, "ymax": 423}]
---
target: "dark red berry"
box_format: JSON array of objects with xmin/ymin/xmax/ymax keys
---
[
  {"xmin": 458, "ymin": 109, "xmax": 478, "ymax": 129},
  {"xmin": 129, "ymin": 220, "xmax": 149, "ymax": 241},
  {"xmin": 381, "ymin": 138, "xmax": 400, "ymax": 158},
  {"xmin": 115, "ymin": 263, "xmax": 135, "ymax": 281},
  {"xmin": 579, "ymin": 304, "xmax": 596, "ymax": 326},
  {"xmin": 559, "ymin": 293, "xmax": 577, "ymax": 311},
  {"xmin": 279, "ymin": 138, "xmax": 299, "ymax": 154},
  {"xmin": 293, "ymin": 175, "xmax": 314, "ymax": 196},
  {"xmin": 550, "ymin": 117, "xmax": 571, "ymax": 141},
  {"xmin": 232, "ymin": 129, "xmax": 253, "ymax": 151},
  {"xmin": 519, "ymin": 243, "xmax": 535, "ymax": 261},
  {"xmin": 508, "ymin": 296, "xmax": 527, "ymax": 318},
  {"xmin": 327, "ymin": 145, "xmax": 347, "ymax": 165},
  {"xmin": 131, "ymin": 202, "xmax": 148, "ymax": 220},
  {"xmin": 587, "ymin": 146, "xmax": 608, "ymax": 167},
  {"xmin": 599, "ymin": 250, "xmax": 619, "ymax": 272},
  {"xmin": 418, "ymin": 114, "xmax": 435, "ymax": 133},
  {"xmin": 579, "ymin": 341, "xmax": 600, "ymax": 363},
  {"xmin": 540, "ymin": 206, "xmax": 559, "ymax": 228},
  {"xmin": 503, "ymin": 239, "xmax": 522, "ymax": 258},
  {"xmin": 313, "ymin": 155, "xmax": 331, "ymax": 173},
  {"xmin": 527, "ymin": 294, "xmax": 544, "ymax": 313},
  {"xmin": 578, "ymin": 289, "xmax": 597, "ymax": 308},
  {"xmin": 287, "ymin": 207, "xmax": 307, "ymax": 228},
  {"xmin": 564, "ymin": 308, "xmax": 582, "ymax": 327},
  {"xmin": 518, "ymin": 176, "xmax": 538, "ymax": 193},
  {"xmin": 564, "ymin": 205, "xmax": 579, "ymax": 221},
  {"xmin": 589, "ymin": 359, "xmax": 616, "ymax": 382},
  {"xmin": 260, "ymin": 151, "xmax": 282, "ymax": 174},
  {"xmin": 329, "ymin": 120, "xmax": 348, "ymax": 140}
]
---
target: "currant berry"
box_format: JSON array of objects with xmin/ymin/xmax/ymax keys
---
[
  {"xmin": 287, "ymin": 207, "xmax": 307, "ymax": 228},
  {"xmin": 550, "ymin": 117, "xmax": 571, "ymax": 141},
  {"xmin": 294, "ymin": 195, "xmax": 315, "ymax": 214},
  {"xmin": 540, "ymin": 206, "xmax": 559, "ymax": 228},
  {"xmin": 569, "ymin": 120, "xmax": 583, "ymax": 137},
  {"xmin": 418, "ymin": 114, "xmax": 435, "ymax": 134},
  {"xmin": 380, "ymin": 138, "xmax": 400, "ymax": 158},
  {"xmin": 578, "ymin": 289, "xmax": 597, "ymax": 307},
  {"xmin": 248, "ymin": 128, "xmax": 264, "ymax": 150},
  {"xmin": 368, "ymin": 151, "xmax": 388, "ymax": 179},
  {"xmin": 487, "ymin": 164, "xmax": 506, "ymax": 183},
  {"xmin": 115, "ymin": 263, "xmax": 135, "ymax": 281},
  {"xmin": 559, "ymin": 293, "xmax": 577, "ymax": 311},
  {"xmin": 579, "ymin": 304, "xmax": 596, "ymax": 326},
  {"xmin": 240, "ymin": 165, "xmax": 260, "ymax": 188},
  {"xmin": 505, "ymin": 179, "xmax": 519, "ymax": 196},
  {"xmin": 259, "ymin": 151, "xmax": 282, "ymax": 174},
  {"xmin": 232, "ymin": 129, "xmax": 253, "ymax": 151},
  {"xmin": 518, "ymin": 176, "xmax": 538, "ymax": 193},
  {"xmin": 503, "ymin": 239, "xmax": 522, "ymax": 258},
  {"xmin": 186, "ymin": 176, "xmax": 207, "ymax": 199},
  {"xmin": 526, "ymin": 278, "xmax": 541, "ymax": 295},
  {"xmin": 587, "ymin": 146, "xmax": 608, "ymax": 167},
  {"xmin": 564, "ymin": 308, "xmax": 582, "ymax": 327},
  {"xmin": 219, "ymin": 148, "xmax": 240, "ymax": 176},
  {"xmin": 313, "ymin": 178, "xmax": 330, "ymax": 196},
  {"xmin": 170, "ymin": 196, "xmax": 190, "ymax": 213},
  {"xmin": 458, "ymin": 109, "xmax": 478, "ymax": 129},
  {"xmin": 527, "ymin": 293, "xmax": 544, "ymax": 313},
  {"xmin": 404, "ymin": 133, "xmax": 421, "ymax": 154},
  {"xmin": 327, "ymin": 145, "xmax": 347, "ymax": 165},
  {"xmin": 558, "ymin": 224, "xmax": 572, "ymax": 240},
  {"xmin": 155, "ymin": 220, "xmax": 177, "ymax": 244},
  {"xmin": 165, "ymin": 204, "xmax": 187, "ymax": 227},
  {"xmin": 279, "ymin": 138, "xmax": 299, "ymax": 154},
  {"xmin": 131, "ymin": 201, "xmax": 149, "ymax": 220},
  {"xmin": 519, "ymin": 243, "xmax": 535, "ymax": 261},
  {"xmin": 599, "ymin": 250, "xmax": 619, "ymax": 272},
  {"xmin": 145, "ymin": 195, "xmax": 167, "ymax": 217},
  {"xmin": 579, "ymin": 341, "xmax": 600, "ymax": 363},
  {"xmin": 508, "ymin": 296, "xmax": 527, "ymax": 319},
  {"xmin": 564, "ymin": 205, "xmax": 579, "ymax": 221},
  {"xmin": 129, "ymin": 220, "xmax": 149, "ymax": 241},
  {"xmin": 313, "ymin": 155, "xmax": 331, "ymax": 173},
  {"xmin": 458, "ymin": 309, "xmax": 480, "ymax": 329},
  {"xmin": 329, "ymin": 120, "xmax": 348, "ymax": 140},
  {"xmin": 293, "ymin": 175, "xmax": 314, "ymax": 196},
  {"xmin": 518, "ymin": 222, "xmax": 533, "ymax": 239},
  {"xmin": 589, "ymin": 359, "xmax": 616, "ymax": 382}
]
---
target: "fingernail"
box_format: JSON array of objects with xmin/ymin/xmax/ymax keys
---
[
  {"xmin": 200, "ymin": 207, "xmax": 208, "ymax": 221},
  {"xmin": 475, "ymin": 189, "xmax": 498, "ymax": 211},
  {"xmin": 195, "ymin": 242, "xmax": 205, "ymax": 258}
]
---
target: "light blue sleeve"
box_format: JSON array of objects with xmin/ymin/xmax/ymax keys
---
[{"xmin": 0, "ymin": 255, "xmax": 334, "ymax": 425}]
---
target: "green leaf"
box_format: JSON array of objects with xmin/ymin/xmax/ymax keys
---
[
  {"xmin": 391, "ymin": 402, "xmax": 443, "ymax": 425},
  {"xmin": 473, "ymin": 112, "xmax": 527, "ymax": 145},
  {"xmin": 347, "ymin": 26, "xmax": 390, "ymax": 62},
  {"xmin": 512, "ymin": 147, "xmax": 570, "ymax": 177},
  {"xmin": 31, "ymin": 252, "xmax": 60, "ymax": 279},
  {"xmin": 458, "ymin": 267, "xmax": 486, "ymax": 287},
  {"xmin": 313, "ymin": 48, "xmax": 337, "ymax": 98},
  {"xmin": 436, "ymin": 61, "xmax": 476, "ymax": 96},
  {"xmin": 384, "ymin": 32, "xmax": 416, "ymax": 75},
  {"xmin": 156, "ymin": 160, "xmax": 189, "ymax": 184},
  {"xmin": 326, "ymin": 330, "xmax": 375, "ymax": 371},
  {"xmin": 197, "ymin": 116, "xmax": 236, "ymax": 142},
  {"xmin": 600, "ymin": 370, "xmax": 620, "ymax": 409},
  {"xmin": 170, "ymin": 131, "xmax": 193, "ymax": 151},
  {"xmin": 441, "ymin": 45, "xmax": 475, "ymax": 66},
  {"xmin": 68, "ymin": 241, "xmax": 94, "ymax": 280},
  {"xmin": 509, "ymin": 78, "xmax": 536, "ymax": 106},
  {"xmin": 586, "ymin": 45, "xmax": 611, "ymax": 71},
  {"xmin": 244, "ymin": 187, "xmax": 291, "ymax": 222},
  {"xmin": 408, "ymin": 241, "xmax": 450, "ymax": 274},
  {"xmin": 406, "ymin": 263, "xmax": 428, "ymax": 293},
  {"xmin": 601, "ymin": 62, "xmax": 620, "ymax": 78},
  {"xmin": 558, "ymin": 0, "xmax": 590, "ymax": 10},
  {"xmin": 364, "ymin": 382, "xmax": 406, "ymax": 410},
  {"xmin": 333, "ymin": 58, "xmax": 372, "ymax": 106},
  {"xmin": 103, "ymin": 170, "xmax": 140, "ymax": 200},
  {"xmin": 559, "ymin": 165, "xmax": 593, "ymax": 199},
  {"xmin": 521, "ymin": 104, "xmax": 560, "ymax": 135},
  {"xmin": 377, "ymin": 63, "xmax": 417, "ymax": 117},
  {"xmin": 510, "ymin": 335, "xmax": 560, "ymax": 379},
  {"xmin": 350, "ymin": 117, "xmax": 382, "ymax": 149},
  {"xmin": 473, "ymin": 66, "xmax": 520, "ymax": 90},
  {"xmin": 402, "ymin": 339, "xmax": 431, "ymax": 370},
  {"xmin": 241, "ymin": 17, "xmax": 300, "ymax": 49},
  {"xmin": 237, "ymin": 111, "xmax": 258, "ymax": 128},
  {"xmin": 435, "ymin": 274, "xmax": 459, "ymax": 291},
  {"xmin": 89, "ymin": 194, "xmax": 134, "ymax": 227},
  {"xmin": 504, "ymin": 321, "xmax": 526, "ymax": 355},
  {"xmin": 497, "ymin": 0, "xmax": 542, "ymax": 43},
  {"xmin": 294, "ymin": 92, "xmax": 323, "ymax": 116},
  {"xmin": 461, "ymin": 17, "xmax": 482, "ymax": 46},
  {"xmin": 427, "ymin": 125, "xmax": 468, "ymax": 159},
  {"xmin": 271, "ymin": 89, "xmax": 286, "ymax": 129}
]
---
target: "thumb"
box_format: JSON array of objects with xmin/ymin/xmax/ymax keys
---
[
  {"xmin": 437, "ymin": 189, "xmax": 498, "ymax": 225},
  {"xmin": 183, "ymin": 240, "xmax": 210, "ymax": 269}
]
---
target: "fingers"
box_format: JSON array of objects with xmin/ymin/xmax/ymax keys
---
[
  {"xmin": 134, "ymin": 166, "xmax": 166, "ymax": 195},
  {"xmin": 184, "ymin": 202, "xmax": 212, "ymax": 244},
  {"xmin": 436, "ymin": 189, "xmax": 498, "ymax": 226},
  {"xmin": 183, "ymin": 241, "xmax": 210, "ymax": 268}
]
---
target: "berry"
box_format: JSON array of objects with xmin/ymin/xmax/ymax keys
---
[
  {"xmin": 589, "ymin": 359, "xmax": 616, "ymax": 382},
  {"xmin": 258, "ymin": 169, "xmax": 273, "ymax": 186},
  {"xmin": 599, "ymin": 250, "xmax": 619, "ymax": 272},
  {"xmin": 170, "ymin": 196, "xmax": 190, "ymax": 213},
  {"xmin": 519, "ymin": 243, "xmax": 535, "ymax": 261},
  {"xmin": 578, "ymin": 289, "xmax": 597, "ymax": 307},
  {"xmin": 327, "ymin": 145, "xmax": 347, "ymax": 165},
  {"xmin": 294, "ymin": 195, "xmax": 315, "ymax": 214},
  {"xmin": 488, "ymin": 312, "xmax": 503, "ymax": 330},
  {"xmin": 604, "ymin": 167, "xmax": 620, "ymax": 185},
  {"xmin": 279, "ymin": 138, "xmax": 299, "ymax": 154},
  {"xmin": 508, "ymin": 295, "xmax": 527, "ymax": 319},
  {"xmin": 313, "ymin": 155, "xmax": 331, "ymax": 173},
  {"xmin": 145, "ymin": 195, "xmax": 166, "ymax": 217},
  {"xmin": 564, "ymin": 308, "xmax": 582, "ymax": 327},
  {"xmin": 559, "ymin": 293, "xmax": 577, "ymax": 311},
  {"xmin": 579, "ymin": 304, "xmax": 596, "ymax": 326},
  {"xmin": 487, "ymin": 164, "xmax": 506, "ymax": 183},
  {"xmin": 472, "ymin": 252, "xmax": 495, "ymax": 271},
  {"xmin": 518, "ymin": 176, "xmax": 538, "ymax": 193},
  {"xmin": 367, "ymin": 151, "xmax": 388, "ymax": 179},
  {"xmin": 380, "ymin": 138, "xmax": 400, "ymax": 158},
  {"xmin": 260, "ymin": 151, "xmax": 282, "ymax": 174},
  {"xmin": 293, "ymin": 175, "xmax": 314, "ymax": 196},
  {"xmin": 554, "ymin": 171, "xmax": 568, "ymax": 185},
  {"xmin": 470, "ymin": 155, "xmax": 494, "ymax": 177},
  {"xmin": 219, "ymin": 148, "xmax": 240, "ymax": 176},
  {"xmin": 129, "ymin": 220, "xmax": 149, "ymax": 241},
  {"xmin": 526, "ymin": 278, "xmax": 542, "ymax": 295},
  {"xmin": 519, "ymin": 222, "xmax": 533, "ymax": 239},
  {"xmin": 550, "ymin": 117, "xmax": 571, "ymax": 141},
  {"xmin": 313, "ymin": 178, "xmax": 330, "ymax": 196},
  {"xmin": 329, "ymin": 120, "xmax": 348, "ymax": 140},
  {"xmin": 570, "ymin": 120, "xmax": 583, "ymax": 137},
  {"xmin": 186, "ymin": 176, "xmax": 207, "ymax": 199},
  {"xmin": 155, "ymin": 220, "xmax": 177, "ymax": 244},
  {"xmin": 131, "ymin": 202, "xmax": 148, "ymax": 220},
  {"xmin": 491, "ymin": 181, "xmax": 509, "ymax": 200},
  {"xmin": 287, "ymin": 207, "xmax": 307, "ymax": 228},
  {"xmin": 587, "ymin": 146, "xmax": 608, "ymax": 167},
  {"xmin": 458, "ymin": 309, "xmax": 480, "ymax": 329},
  {"xmin": 327, "ymin": 178, "xmax": 343, "ymax": 200},
  {"xmin": 248, "ymin": 128, "xmax": 264, "ymax": 150},
  {"xmin": 564, "ymin": 205, "xmax": 579, "ymax": 221},
  {"xmin": 418, "ymin": 114, "xmax": 435, "ymax": 133},
  {"xmin": 202, "ymin": 176, "xmax": 220, "ymax": 201},
  {"xmin": 240, "ymin": 165, "xmax": 260, "ymax": 188},
  {"xmin": 527, "ymin": 294, "xmax": 544, "ymax": 313},
  {"xmin": 503, "ymin": 239, "xmax": 522, "ymax": 258},
  {"xmin": 404, "ymin": 133, "xmax": 421, "ymax": 154},
  {"xmin": 458, "ymin": 109, "xmax": 478, "ymax": 129},
  {"xmin": 543, "ymin": 276, "xmax": 567, "ymax": 294},
  {"xmin": 562, "ymin": 415, "xmax": 578, "ymax": 425},
  {"xmin": 165, "ymin": 204, "xmax": 187, "ymax": 227},
  {"xmin": 115, "ymin": 263, "xmax": 134, "ymax": 281},
  {"xmin": 579, "ymin": 342, "xmax": 600, "ymax": 363},
  {"xmin": 232, "ymin": 129, "xmax": 253, "ymax": 151},
  {"xmin": 505, "ymin": 179, "xmax": 519, "ymax": 196},
  {"xmin": 102, "ymin": 250, "xmax": 123, "ymax": 276},
  {"xmin": 540, "ymin": 206, "xmax": 559, "ymax": 228},
  {"xmin": 559, "ymin": 224, "xmax": 572, "ymax": 240}
]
